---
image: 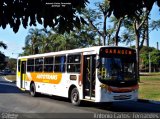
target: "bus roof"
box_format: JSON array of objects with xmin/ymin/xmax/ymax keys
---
[{"xmin": 18, "ymin": 46, "xmax": 135, "ymax": 59}]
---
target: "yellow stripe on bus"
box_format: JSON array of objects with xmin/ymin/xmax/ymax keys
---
[
  {"xmin": 26, "ymin": 72, "xmax": 62, "ymax": 84},
  {"xmin": 20, "ymin": 58, "xmax": 27, "ymax": 61},
  {"xmin": 17, "ymin": 72, "xmax": 20, "ymax": 77}
]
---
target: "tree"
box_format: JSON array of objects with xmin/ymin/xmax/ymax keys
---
[
  {"xmin": 82, "ymin": 0, "xmax": 110, "ymax": 46},
  {"xmin": 0, "ymin": 0, "xmax": 88, "ymax": 33},
  {"xmin": 107, "ymin": 0, "xmax": 158, "ymax": 81},
  {"xmin": 41, "ymin": 26, "xmax": 97, "ymax": 52},
  {"xmin": 22, "ymin": 25, "xmax": 98, "ymax": 55},
  {"xmin": 0, "ymin": 41, "xmax": 7, "ymax": 49},
  {"xmin": 150, "ymin": 50, "xmax": 160, "ymax": 72},
  {"xmin": 6, "ymin": 58, "xmax": 17, "ymax": 72},
  {"xmin": 24, "ymin": 28, "xmax": 43, "ymax": 54},
  {"xmin": 119, "ymin": 14, "xmax": 150, "ymax": 48},
  {"xmin": 82, "ymin": 0, "xmax": 124, "ymax": 46},
  {"xmin": 140, "ymin": 46, "xmax": 155, "ymax": 71},
  {"xmin": 140, "ymin": 46, "xmax": 160, "ymax": 72},
  {"xmin": 0, "ymin": 41, "xmax": 7, "ymax": 70},
  {"xmin": 120, "ymin": 19, "xmax": 135, "ymax": 46},
  {"xmin": 109, "ymin": 16, "xmax": 123, "ymax": 46},
  {"xmin": 0, "ymin": 53, "xmax": 6, "ymax": 70}
]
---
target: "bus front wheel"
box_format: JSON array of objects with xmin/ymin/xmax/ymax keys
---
[
  {"xmin": 30, "ymin": 83, "xmax": 38, "ymax": 97},
  {"xmin": 70, "ymin": 88, "xmax": 81, "ymax": 106}
]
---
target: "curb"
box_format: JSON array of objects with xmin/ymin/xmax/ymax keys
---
[
  {"xmin": 138, "ymin": 99, "xmax": 160, "ymax": 105},
  {"xmin": 2, "ymin": 76, "xmax": 16, "ymax": 83}
]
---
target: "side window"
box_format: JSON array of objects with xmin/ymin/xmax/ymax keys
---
[
  {"xmin": 44, "ymin": 57, "xmax": 54, "ymax": 72},
  {"xmin": 27, "ymin": 59, "xmax": 34, "ymax": 72},
  {"xmin": 35, "ymin": 58, "xmax": 43, "ymax": 72},
  {"xmin": 67, "ymin": 54, "xmax": 81, "ymax": 73},
  {"xmin": 54, "ymin": 56, "xmax": 66, "ymax": 72}
]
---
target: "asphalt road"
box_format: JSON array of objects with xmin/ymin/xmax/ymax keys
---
[{"xmin": 0, "ymin": 76, "xmax": 160, "ymax": 118}]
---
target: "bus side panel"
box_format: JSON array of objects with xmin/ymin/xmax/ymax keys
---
[{"xmin": 24, "ymin": 72, "xmax": 82, "ymax": 99}]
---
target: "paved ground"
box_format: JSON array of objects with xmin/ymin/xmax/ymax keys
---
[{"xmin": 0, "ymin": 76, "xmax": 160, "ymax": 118}]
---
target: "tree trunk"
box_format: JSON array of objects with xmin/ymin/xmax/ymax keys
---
[
  {"xmin": 145, "ymin": 18, "xmax": 149, "ymax": 47},
  {"xmin": 134, "ymin": 21, "xmax": 140, "ymax": 82},
  {"xmin": 114, "ymin": 17, "xmax": 123, "ymax": 46},
  {"xmin": 102, "ymin": 36, "xmax": 106, "ymax": 46},
  {"xmin": 98, "ymin": 36, "xmax": 101, "ymax": 45},
  {"xmin": 135, "ymin": 35, "xmax": 140, "ymax": 82},
  {"xmin": 107, "ymin": 34, "xmax": 111, "ymax": 45}
]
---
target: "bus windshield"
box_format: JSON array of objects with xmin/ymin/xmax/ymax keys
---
[
  {"xmin": 98, "ymin": 57, "xmax": 136, "ymax": 82},
  {"xmin": 97, "ymin": 47, "xmax": 137, "ymax": 86}
]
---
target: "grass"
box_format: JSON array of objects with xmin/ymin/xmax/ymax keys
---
[{"xmin": 139, "ymin": 72, "xmax": 160, "ymax": 101}]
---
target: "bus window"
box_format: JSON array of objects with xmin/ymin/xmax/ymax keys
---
[
  {"xmin": 35, "ymin": 58, "xmax": 43, "ymax": 72},
  {"xmin": 27, "ymin": 59, "xmax": 35, "ymax": 72},
  {"xmin": 44, "ymin": 57, "xmax": 54, "ymax": 72},
  {"xmin": 54, "ymin": 56, "xmax": 66, "ymax": 72},
  {"xmin": 67, "ymin": 54, "xmax": 81, "ymax": 73}
]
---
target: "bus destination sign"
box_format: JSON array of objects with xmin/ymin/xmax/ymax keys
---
[
  {"xmin": 105, "ymin": 48, "xmax": 132, "ymax": 55},
  {"xmin": 99, "ymin": 47, "xmax": 136, "ymax": 57}
]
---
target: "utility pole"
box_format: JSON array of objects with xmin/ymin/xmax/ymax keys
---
[
  {"xmin": 149, "ymin": 52, "xmax": 151, "ymax": 73},
  {"xmin": 157, "ymin": 42, "xmax": 159, "ymax": 50}
]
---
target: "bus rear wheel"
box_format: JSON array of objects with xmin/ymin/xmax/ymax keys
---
[
  {"xmin": 30, "ymin": 83, "xmax": 38, "ymax": 97},
  {"xmin": 70, "ymin": 88, "xmax": 81, "ymax": 106}
]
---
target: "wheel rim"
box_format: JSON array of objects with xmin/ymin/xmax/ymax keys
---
[{"xmin": 72, "ymin": 91, "xmax": 79, "ymax": 103}]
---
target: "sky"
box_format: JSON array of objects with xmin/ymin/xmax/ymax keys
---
[{"xmin": 0, "ymin": 1, "xmax": 160, "ymax": 59}]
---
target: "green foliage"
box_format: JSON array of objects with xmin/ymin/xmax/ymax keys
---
[
  {"xmin": 0, "ymin": 0, "xmax": 88, "ymax": 33},
  {"xmin": 140, "ymin": 46, "xmax": 160, "ymax": 71},
  {"xmin": 24, "ymin": 28, "xmax": 44, "ymax": 54},
  {"xmin": 140, "ymin": 46, "xmax": 154, "ymax": 54},
  {"xmin": 108, "ymin": 0, "xmax": 156, "ymax": 19},
  {"xmin": 150, "ymin": 50, "xmax": 160, "ymax": 65},
  {"xmin": 0, "ymin": 41, "xmax": 7, "ymax": 70},
  {"xmin": 0, "ymin": 52, "xmax": 6, "ymax": 70},
  {"xmin": 6, "ymin": 58, "xmax": 17, "ymax": 72},
  {"xmin": 22, "ymin": 25, "xmax": 98, "ymax": 55},
  {"xmin": 82, "ymin": 0, "xmax": 124, "ymax": 46}
]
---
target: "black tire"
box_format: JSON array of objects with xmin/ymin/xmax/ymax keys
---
[
  {"xmin": 30, "ymin": 83, "xmax": 38, "ymax": 97},
  {"xmin": 70, "ymin": 88, "xmax": 81, "ymax": 106}
]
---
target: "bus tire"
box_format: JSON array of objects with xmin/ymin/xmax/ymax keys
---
[
  {"xmin": 70, "ymin": 88, "xmax": 81, "ymax": 106},
  {"xmin": 30, "ymin": 83, "xmax": 38, "ymax": 97}
]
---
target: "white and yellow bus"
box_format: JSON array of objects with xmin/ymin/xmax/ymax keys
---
[{"xmin": 16, "ymin": 46, "xmax": 138, "ymax": 105}]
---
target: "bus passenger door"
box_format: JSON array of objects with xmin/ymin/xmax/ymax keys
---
[
  {"xmin": 83, "ymin": 55, "xmax": 96, "ymax": 100},
  {"xmin": 20, "ymin": 61, "xmax": 26, "ymax": 89}
]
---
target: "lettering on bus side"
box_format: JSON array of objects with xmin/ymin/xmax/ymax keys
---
[{"xmin": 36, "ymin": 74, "xmax": 58, "ymax": 80}]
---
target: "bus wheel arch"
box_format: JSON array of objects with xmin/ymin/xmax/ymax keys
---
[
  {"xmin": 68, "ymin": 85, "xmax": 81, "ymax": 106},
  {"xmin": 30, "ymin": 81, "xmax": 38, "ymax": 97}
]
